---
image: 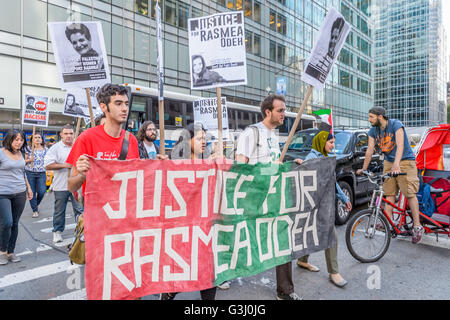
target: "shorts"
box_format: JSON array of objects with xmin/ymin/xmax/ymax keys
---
[{"xmin": 383, "ymin": 160, "xmax": 419, "ymax": 198}]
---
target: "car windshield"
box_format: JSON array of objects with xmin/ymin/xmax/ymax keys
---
[
  {"xmin": 288, "ymin": 131, "xmax": 317, "ymax": 151},
  {"xmin": 288, "ymin": 130, "xmax": 352, "ymax": 154},
  {"xmin": 334, "ymin": 132, "xmax": 352, "ymax": 154}
]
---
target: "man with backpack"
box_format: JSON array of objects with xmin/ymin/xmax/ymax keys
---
[
  {"xmin": 357, "ymin": 106, "xmax": 423, "ymax": 244},
  {"xmin": 235, "ymin": 94, "xmax": 303, "ymax": 300}
]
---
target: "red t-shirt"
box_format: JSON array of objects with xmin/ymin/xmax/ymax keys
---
[{"xmin": 66, "ymin": 125, "xmax": 139, "ymax": 197}]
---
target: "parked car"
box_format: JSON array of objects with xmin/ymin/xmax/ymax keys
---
[{"xmin": 284, "ymin": 128, "xmax": 383, "ymax": 224}]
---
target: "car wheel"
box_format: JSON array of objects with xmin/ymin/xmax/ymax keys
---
[{"xmin": 335, "ymin": 181, "xmax": 353, "ymax": 225}]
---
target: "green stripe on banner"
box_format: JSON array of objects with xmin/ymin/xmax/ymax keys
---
[{"xmin": 213, "ymin": 158, "xmax": 336, "ymax": 286}]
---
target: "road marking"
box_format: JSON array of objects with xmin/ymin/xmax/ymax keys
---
[
  {"xmin": 40, "ymin": 223, "xmax": 76, "ymax": 234},
  {"xmin": 50, "ymin": 288, "xmax": 87, "ymax": 300},
  {"xmin": 0, "ymin": 260, "xmax": 78, "ymax": 289},
  {"xmin": 397, "ymin": 233, "xmax": 450, "ymax": 249}
]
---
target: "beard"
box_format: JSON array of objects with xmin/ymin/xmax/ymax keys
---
[
  {"xmin": 145, "ymin": 134, "xmax": 156, "ymax": 142},
  {"xmin": 371, "ymin": 119, "xmax": 381, "ymax": 127}
]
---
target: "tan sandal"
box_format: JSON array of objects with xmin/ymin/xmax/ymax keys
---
[
  {"xmin": 32, "ymin": 212, "xmax": 39, "ymax": 218},
  {"xmin": 297, "ymin": 262, "xmax": 320, "ymax": 272}
]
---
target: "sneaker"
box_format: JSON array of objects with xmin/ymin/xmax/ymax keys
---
[
  {"xmin": 53, "ymin": 231, "xmax": 63, "ymax": 243},
  {"xmin": 32, "ymin": 211, "xmax": 39, "ymax": 218},
  {"xmin": 412, "ymin": 226, "xmax": 423, "ymax": 244},
  {"xmin": 7, "ymin": 254, "xmax": 21, "ymax": 263},
  {"xmin": 277, "ymin": 292, "xmax": 302, "ymax": 300},
  {"xmin": 218, "ymin": 281, "xmax": 230, "ymax": 290},
  {"xmin": 159, "ymin": 293, "xmax": 175, "ymax": 300},
  {"xmin": 0, "ymin": 253, "xmax": 8, "ymax": 265}
]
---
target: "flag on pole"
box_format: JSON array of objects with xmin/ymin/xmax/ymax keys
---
[{"xmin": 313, "ymin": 108, "xmax": 333, "ymax": 134}]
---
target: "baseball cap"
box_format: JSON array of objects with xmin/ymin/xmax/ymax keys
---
[{"xmin": 369, "ymin": 106, "xmax": 388, "ymax": 119}]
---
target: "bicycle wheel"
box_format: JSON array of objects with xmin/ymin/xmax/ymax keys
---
[{"xmin": 345, "ymin": 209, "xmax": 391, "ymax": 263}]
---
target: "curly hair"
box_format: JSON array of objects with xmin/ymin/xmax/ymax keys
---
[
  {"xmin": 96, "ymin": 83, "xmax": 129, "ymax": 108},
  {"xmin": 65, "ymin": 23, "xmax": 92, "ymax": 41},
  {"xmin": 260, "ymin": 94, "xmax": 286, "ymax": 119}
]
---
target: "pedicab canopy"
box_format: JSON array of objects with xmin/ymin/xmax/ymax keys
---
[{"xmin": 416, "ymin": 124, "xmax": 450, "ymax": 171}]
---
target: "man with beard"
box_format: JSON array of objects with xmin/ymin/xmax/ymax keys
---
[
  {"xmin": 357, "ymin": 106, "xmax": 423, "ymax": 244},
  {"xmin": 136, "ymin": 121, "xmax": 166, "ymax": 160},
  {"xmin": 235, "ymin": 94, "xmax": 303, "ymax": 300}
]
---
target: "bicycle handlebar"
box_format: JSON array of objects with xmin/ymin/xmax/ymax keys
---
[{"xmin": 362, "ymin": 170, "xmax": 407, "ymax": 185}]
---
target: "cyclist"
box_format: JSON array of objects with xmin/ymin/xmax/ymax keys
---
[{"xmin": 357, "ymin": 106, "xmax": 423, "ymax": 244}]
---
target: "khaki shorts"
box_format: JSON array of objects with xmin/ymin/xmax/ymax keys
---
[{"xmin": 383, "ymin": 160, "xmax": 419, "ymax": 198}]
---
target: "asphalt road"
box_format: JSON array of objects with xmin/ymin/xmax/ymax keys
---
[{"xmin": 1, "ymin": 191, "xmax": 449, "ymax": 300}]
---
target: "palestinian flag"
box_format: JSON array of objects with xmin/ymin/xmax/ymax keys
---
[{"xmin": 313, "ymin": 108, "xmax": 333, "ymax": 134}]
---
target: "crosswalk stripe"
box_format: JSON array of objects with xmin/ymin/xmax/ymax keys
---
[
  {"xmin": 50, "ymin": 288, "xmax": 87, "ymax": 300},
  {"xmin": 0, "ymin": 260, "xmax": 78, "ymax": 289},
  {"xmin": 40, "ymin": 223, "xmax": 76, "ymax": 234}
]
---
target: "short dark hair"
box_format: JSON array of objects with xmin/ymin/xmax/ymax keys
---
[
  {"xmin": 137, "ymin": 120, "xmax": 156, "ymax": 142},
  {"xmin": 369, "ymin": 106, "xmax": 389, "ymax": 120},
  {"xmin": 65, "ymin": 23, "xmax": 92, "ymax": 41},
  {"xmin": 2, "ymin": 129, "xmax": 26, "ymax": 154},
  {"xmin": 27, "ymin": 96, "xmax": 35, "ymax": 102},
  {"xmin": 260, "ymin": 94, "xmax": 286, "ymax": 119},
  {"xmin": 96, "ymin": 83, "xmax": 129, "ymax": 107},
  {"xmin": 191, "ymin": 55, "xmax": 206, "ymax": 74},
  {"xmin": 61, "ymin": 124, "xmax": 74, "ymax": 132}
]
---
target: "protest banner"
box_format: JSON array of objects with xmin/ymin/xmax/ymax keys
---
[
  {"xmin": 280, "ymin": 7, "xmax": 350, "ymax": 162},
  {"xmin": 301, "ymin": 7, "xmax": 351, "ymax": 90},
  {"xmin": 22, "ymin": 94, "xmax": 49, "ymax": 128},
  {"xmin": 48, "ymin": 21, "xmax": 111, "ymax": 89},
  {"xmin": 84, "ymin": 156, "xmax": 336, "ymax": 300},
  {"xmin": 193, "ymin": 97, "xmax": 229, "ymax": 142},
  {"xmin": 188, "ymin": 11, "xmax": 247, "ymax": 90}
]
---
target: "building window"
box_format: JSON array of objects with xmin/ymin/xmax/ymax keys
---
[
  {"xmin": 135, "ymin": 0, "xmax": 149, "ymax": 15},
  {"xmin": 339, "ymin": 48, "xmax": 353, "ymax": 67},
  {"xmin": 339, "ymin": 70, "xmax": 353, "ymax": 88},
  {"xmin": 165, "ymin": 0, "xmax": 177, "ymax": 26},
  {"xmin": 269, "ymin": 10, "xmax": 287, "ymax": 36}
]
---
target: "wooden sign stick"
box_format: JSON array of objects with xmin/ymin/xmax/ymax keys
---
[
  {"xmin": 216, "ymin": 87, "xmax": 224, "ymax": 157},
  {"xmin": 74, "ymin": 117, "xmax": 82, "ymax": 140},
  {"xmin": 30, "ymin": 126, "xmax": 36, "ymax": 169},
  {"xmin": 279, "ymin": 85, "xmax": 313, "ymax": 162},
  {"xmin": 85, "ymin": 88, "xmax": 95, "ymax": 128},
  {"xmin": 158, "ymin": 99, "xmax": 165, "ymax": 155}
]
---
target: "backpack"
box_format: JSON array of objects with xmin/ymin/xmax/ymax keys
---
[
  {"xmin": 417, "ymin": 175, "xmax": 435, "ymax": 217},
  {"xmin": 234, "ymin": 125, "xmax": 261, "ymax": 160}
]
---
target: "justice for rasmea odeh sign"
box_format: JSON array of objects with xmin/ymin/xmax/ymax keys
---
[
  {"xmin": 48, "ymin": 21, "xmax": 111, "ymax": 89},
  {"xmin": 193, "ymin": 97, "xmax": 229, "ymax": 142},
  {"xmin": 188, "ymin": 11, "xmax": 247, "ymax": 90},
  {"xmin": 301, "ymin": 7, "xmax": 351, "ymax": 90}
]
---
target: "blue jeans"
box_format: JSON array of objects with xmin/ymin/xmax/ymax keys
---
[
  {"xmin": 53, "ymin": 191, "xmax": 83, "ymax": 233},
  {"xmin": 0, "ymin": 192, "xmax": 26, "ymax": 253},
  {"xmin": 26, "ymin": 171, "xmax": 47, "ymax": 213}
]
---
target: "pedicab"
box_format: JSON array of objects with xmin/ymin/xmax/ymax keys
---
[{"xmin": 345, "ymin": 124, "xmax": 450, "ymax": 263}]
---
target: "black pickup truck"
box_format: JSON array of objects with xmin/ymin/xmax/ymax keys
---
[{"xmin": 283, "ymin": 128, "xmax": 383, "ymax": 225}]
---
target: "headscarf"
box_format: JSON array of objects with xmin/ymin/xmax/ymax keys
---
[{"xmin": 312, "ymin": 131, "xmax": 334, "ymax": 157}]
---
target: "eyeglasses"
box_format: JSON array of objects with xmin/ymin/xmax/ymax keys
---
[{"xmin": 146, "ymin": 128, "xmax": 157, "ymax": 132}]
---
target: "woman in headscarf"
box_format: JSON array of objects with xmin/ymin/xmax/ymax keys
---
[{"xmin": 297, "ymin": 131, "xmax": 352, "ymax": 288}]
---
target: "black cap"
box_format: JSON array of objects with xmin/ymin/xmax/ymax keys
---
[{"xmin": 369, "ymin": 106, "xmax": 388, "ymax": 119}]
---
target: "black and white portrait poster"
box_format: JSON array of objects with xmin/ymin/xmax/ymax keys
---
[
  {"xmin": 301, "ymin": 7, "xmax": 350, "ymax": 90},
  {"xmin": 188, "ymin": 11, "xmax": 247, "ymax": 90},
  {"xmin": 62, "ymin": 87, "xmax": 101, "ymax": 120},
  {"xmin": 193, "ymin": 97, "xmax": 229, "ymax": 142},
  {"xmin": 48, "ymin": 21, "xmax": 111, "ymax": 89},
  {"xmin": 22, "ymin": 95, "xmax": 49, "ymax": 127}
]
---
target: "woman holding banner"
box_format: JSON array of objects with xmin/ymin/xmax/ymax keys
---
[
  {"xmin": 160, "ymin": 122, "xmax": 217, "ymax": 300},
  {"xmin": 0, "ymin": 130, "xmax": 33, "ymax": 265},
  {"xmin": 25, "ymin": 133, "xmax": 48, "ymax": 218},
  {"xmin": 297, "ymin": 131, "xmax": 351, "ymax": 288}
]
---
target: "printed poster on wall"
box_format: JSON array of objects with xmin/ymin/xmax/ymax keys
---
[
  {"xmin": 22, "ymin": 95, "xmax": 49, "ymax": 127},
  {"xmin": 188, "ymin": 11, "xmax": 247, "ymax": 90},
  {"xmin": 193, "ymin": 97, "xmax": 229, "ymax": 142},
  {"xmin": 301, "ymin": 7, "xmax": 351, "ymax": 90},
  {"xmin": 48, "ymin": 21, "xmax": 111, "ymax": 89}
]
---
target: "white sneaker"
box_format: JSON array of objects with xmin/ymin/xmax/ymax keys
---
[
  {"xmin": 53, "ymin": 231, "xmax": 63, "ymax": 243},
  {"xmin": 218, "ymin": 281, "xmax": 230, "ymax": 290}
]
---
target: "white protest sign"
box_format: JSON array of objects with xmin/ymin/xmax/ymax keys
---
[
  {"xmin": 188, "ymin": 11, "xmax": 247, "ymax": 90},
  {"xmin": 22, "ymin": 95, "xmax": 49, "ymax": 127},
  {"xmin": 62, "ymin": 86, "xmax": 101, "ymax": 119},
  {"xmin": 48, "ymin": 21, "xmax": 111, "ymax": 89},
  {"xmin": 301, "ymin": 7, "xmax": 351, "ymax": 90},
  {"xmin": 193, "ymin": 97, "xmax": 229, "ymax": 142}
]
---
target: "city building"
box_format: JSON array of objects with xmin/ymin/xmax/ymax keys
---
[
  {"xmin": 0, "ymin": 0, "xmax": 374, "ymax": 142},
  {"xmin": 374, "ymin": 0, "xmax": 447, "ymax": 127}
]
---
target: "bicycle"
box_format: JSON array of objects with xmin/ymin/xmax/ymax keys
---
[{"xmin": 345, "ymin": 171, "xmax": 450, "ymax": 263}]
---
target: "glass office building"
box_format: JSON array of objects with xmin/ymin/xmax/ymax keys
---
[
  {"xmin": 374, "ymin": 0, "xmax": 447, "ymax": 127},
  {"xmin": 0, "ymin": 0, "xmax": 373, "ymax": 139}
]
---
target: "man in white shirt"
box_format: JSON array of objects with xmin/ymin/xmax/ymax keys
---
[
  {"xmin": 44, "ymin": 125, "xmax": 83, "ymax": 243},
  {"xmin": 235, "ymin": 94, "xmax": 302, "ymax": 300}
]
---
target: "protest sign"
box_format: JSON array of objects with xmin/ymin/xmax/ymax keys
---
[
  {"xmin": 193, "ymin": 97, "xmax": 229, "ymax": 142},
  {"xmin": 301, "ymin": 7, "xmax": 351, "ymax": 90},
  {"xmin": 188, "ymin": 11, "xmax": 247, "ymax": 90},
  {"xmin": 22, "ymin": 95, "xmax": 49, "ymax": 127},
  {"xmin": 63, "ymin": 86, "xmax": 100, "ymax": 119},
  {"xmin": 84, "ymin": 157, "xmax": 336, "ymax": 300},
  {"xmin": 48, "ymin": 21, "xmax": 111, "ymax": 89}
]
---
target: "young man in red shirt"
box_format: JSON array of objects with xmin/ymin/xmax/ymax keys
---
[{"xmin": 67, "ymin": 84, "xmax": 139, "ymax": 195}]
